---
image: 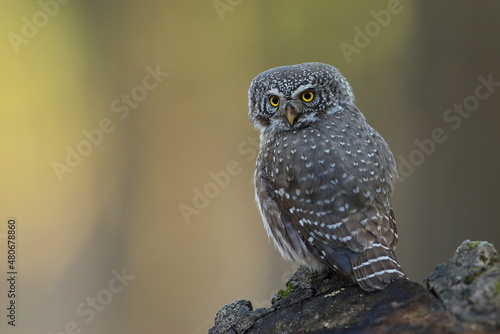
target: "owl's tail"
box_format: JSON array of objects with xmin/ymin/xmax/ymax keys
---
[{"xmin": 352, "ymin": 243, "xmax": 407, "ymax": 291}]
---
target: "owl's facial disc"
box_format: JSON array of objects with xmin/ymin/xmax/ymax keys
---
[{"xmin": 280, "ymin": 87, "xmax": 317, "ymax": 127}]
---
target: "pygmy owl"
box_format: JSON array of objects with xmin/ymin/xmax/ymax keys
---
[{"xmin": 248, "ymin": 62, "xmax": 406, "ymax": 291}]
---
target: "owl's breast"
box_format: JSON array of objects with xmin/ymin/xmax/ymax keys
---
[{"xmin": 260, "ymin": 126, "xmax": 341, "ymax": 202}]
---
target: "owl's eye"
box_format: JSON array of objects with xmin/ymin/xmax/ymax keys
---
[
  {"xmin": 269, "ymin": 95, "xmax": 280, "ymax": 107},
  {"xmin": 301, "ymin": 91, "xmax": 314, "ymax": 102}
]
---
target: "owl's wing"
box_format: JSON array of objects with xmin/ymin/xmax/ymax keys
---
[{"xmin": 261, "ymin": 166, "xmax": 404, "ymax": 289}]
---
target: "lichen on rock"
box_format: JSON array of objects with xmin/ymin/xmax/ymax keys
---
[{"xmin": 425, "ymin": 240, "xmax": 500, "ymax": 327}]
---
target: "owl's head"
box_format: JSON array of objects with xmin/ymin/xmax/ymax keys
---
[{"xmin": 248, "ymin": 62, "xmax": 354, "ymax": 133}]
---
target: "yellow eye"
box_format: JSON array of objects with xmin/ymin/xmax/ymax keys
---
[
  {"xmin": 269, "ymin": 95, "xmax": 280, "ymax": 107},
  {"xmin": 301, "ymin": 91, "xmax": 314, "ymax": 102}
]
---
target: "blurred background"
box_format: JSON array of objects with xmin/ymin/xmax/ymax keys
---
[{"xmin": 1, "ymin": 1, "xmax": 499, "ymax": 333}]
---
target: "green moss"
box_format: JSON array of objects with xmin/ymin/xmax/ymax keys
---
[
  {"xmin": 277, "ymin": 284, "xmax": 293, "ymax": 299},
  {"xmin": 494, "ymin": 280, "xmax": 500, "ymax": 295},
  {"xmin": 464, "ymin": 267, "xmax": 487, "ymax": 285},
  {"xmin": 464, "ymin": 275, "xmax": 475, "ymax": 285},
  {"xmin": 467, "ymin": 241, "xmax": 482, "ymax": 250},
  {"xmin": 479, "ymin": 253, "xmax": 500, "ymax": 265},
  {"xmin": 479, "ymin": 253, "xmax": 488, "ymax": 262}
]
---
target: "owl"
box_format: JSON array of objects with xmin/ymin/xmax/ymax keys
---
[{"xmin": 248, "ymin": 62, "xmax": 407, "ymax": 291}]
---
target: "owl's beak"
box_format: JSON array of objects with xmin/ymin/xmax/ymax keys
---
[{"xmin": 285, "ymin": 105, "xmax": 298, "ymax": 125}]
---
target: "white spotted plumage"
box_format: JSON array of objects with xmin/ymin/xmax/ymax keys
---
[{"xmin": 249, "ymin": 62, "xmax": 407, "ymax": 291}]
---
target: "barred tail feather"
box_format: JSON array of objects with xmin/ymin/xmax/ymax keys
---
[{"xmin": 352, "ymin": 243, "xmax": 407, "ymax": 291}]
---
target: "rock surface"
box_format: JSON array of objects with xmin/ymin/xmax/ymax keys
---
[
  {"xmin": 425, "ymin": 240, "xmax": 500, "ymax": 327},
  {"xmin": 209, "ymin": 240, "xmax": 500, "ymax": 334}
]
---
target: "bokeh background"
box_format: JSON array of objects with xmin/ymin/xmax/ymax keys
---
[{"xmin": 1, "ymin": 1, "xmax": 500, "ymax": 333}]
